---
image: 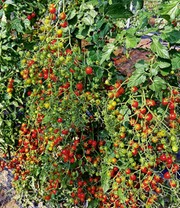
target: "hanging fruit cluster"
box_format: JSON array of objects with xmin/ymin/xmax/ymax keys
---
[{"xmin": 0, "ymin": 0, "xmax": 179, "ymax": 208}]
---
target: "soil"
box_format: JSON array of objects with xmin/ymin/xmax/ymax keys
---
[{"xmin": 0, "ymin": 167, "xmax": 18, "ymax": 208}]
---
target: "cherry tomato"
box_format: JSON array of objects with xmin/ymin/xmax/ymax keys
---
[
  {"xmin": 60, "ymin": 21, "xmax": 68, "ymax": 28},
  {"xmin": 145, "ymin": 113, "xmax": 153, "ymax": 122},
  {"xmin": 169, "ymin": 113, "xmax": 176, "ymax": 120},
  {"xmin": 146, "ymin": 99, "xmax": 156, "ymax": 106},
  {"xmin": 49, "ymin": 6, "xmax": 56, "ymax": 14},
  {"xmin": 131, "ymin": 100, "xmax": 139, "ymax": 108},
  {"xmin": 59, "ymin": 12, "xmax": 66, "ymax": 20},
  {"xmin": 85, "ymin": 66, "xmax": 93, "ymax": 75},
  {"xmin": 131, "ymin": 86, "xmax": 138, "ymax": 93},
  {"xmin": 76, "ymin": 83, "xmax": 83, "ymax": 90},
  {"xmin": 163, "ymin": 172, "xmax": 171, "ymax": 179},
  {"xmin": 162, "ymin": 98, "xmax": 169, "ymax": 106}
]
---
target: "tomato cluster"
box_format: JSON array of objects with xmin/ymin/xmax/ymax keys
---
[
  {"xmin": 27, "ymin": 12, "xmax": 36, "ymax": 21},
  {"xmin": 6, "ymin": 78, "xmax": 14, "ymax": 94},
  {"xmin": 0, "ymin": 1, "xmax": 179, "ymax": 208},
  {"xmin": 101, "ymin": 84, "xmax": 180, "ymax": 207}
]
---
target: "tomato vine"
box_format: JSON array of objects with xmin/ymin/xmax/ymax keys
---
[{"xmin": 0, "ymin": 0, "xmax": 179, "ymax": 207}]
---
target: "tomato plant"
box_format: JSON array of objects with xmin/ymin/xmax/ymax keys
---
[{"xmin": 0, "ymin": 0, "xmax": 180, "ymax": 207}]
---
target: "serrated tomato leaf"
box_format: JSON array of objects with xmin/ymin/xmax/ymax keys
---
[
  {"xmin": 171, "ymin": 53, "xmax": 180, "ymax": 70},
  {"xmin": 160, "ymin": 1, "xmax": 179, "ymax": 20},
  {"xmin": 149, "ymin": 76, "xmax": 167, "ymax": 92},
  {"xmin": 100, "ymin": 43, "xmax": 115, "ymax": 65},
  {"xmin": 127, "ymin": 61, "xmax": 147, "ymax": 87},
  {"xmin": 151, "ymin": 36, "xmax": 170, "ymax": 59},
  {"xmin": 105, "ymin": 2, "xmax": 133, "ymax": 19}
]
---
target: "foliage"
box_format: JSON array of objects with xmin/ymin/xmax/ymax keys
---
[
  {"xmin": 0, "ymin": 0, "xmax": 49, "ymax": 154},
  {"xmin": 0, "ymin": 0, "xmax": 180, "ymax": 207}
]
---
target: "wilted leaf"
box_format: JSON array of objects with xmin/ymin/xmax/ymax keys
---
[{"xmin": 115, "ymin": 49, "xmax": 151, "ymax": 76}]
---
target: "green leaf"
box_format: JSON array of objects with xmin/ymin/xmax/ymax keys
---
[
  {"xmin": 88, "ymin": 0, "xmax": 99, "ymax": 6},
  {"xmin": 23, "ymin": 19, "xmax": 31, "ymax": 30},
  {"xmin": 126, "ymin": 27, "xmax": 137, "ymax": 36},
  {"xmin": 126, "ymin": 35, "xmax": 139, "ymax": 48},
  {"xmin": 101, "ymin": 174, "xmax": 110, "ymax": 193},
  {"xmin": 160, "ymin": 1, "xmax": 179, "ymax": 20},
  {"xmin": 0, "ymin": 138, "xmax": 5, "ymax": 143},
  {"xmin": 89, "ymin": 9, "xmax": 98, "ymax": 18},
  {"xmin": 149, "ymin": 76, "xmax": 167, "ymax": 92},
  {"xmin": 96, "ymin": 19, "xmax": 106, "ymax": 30},
  {"xmin": 88, "ymin": 199, "xmax": 99, "ymax": 208},
  {"xmin": 171, "ymin": 53, "xmax": 180, "ymax": 70},
  {"xmin": 80, "ymin": 3, "xmax": 94, "ymax": 10},
  {"xmin": 150, "ymin": 67, "xmax": 158, "ymax": 76},
  {"xmin": 0, "ymin": 117, "xmax": 3, "ymax": 126},
  {"xmin": 132, "ymin": 0, "xmax": 144, "ymax": 10},
  {"xmin": 76, "ymin": 34, "xmax": 85, "ymax": 39},
  {"xmin": 68, "ymin": 9, "xmax": 76, "ymax": 20},
  {"xmin": 101, "ymin": 165, "xmax": 110, "ymax": 193},
  {"xmin": 112, "ymin": 0, "xmax": 131, "ymax": 7},
  {"xmin": 87, "ymin": 51, "xmax": 98, "ymax": 65},
  {"xmin": 127, "ymin": 61, "xmax": 147, "ymax": 87},
  {"xmin": 2, "ymin": 45, "xmax": 8, "ymax": 51},
  {"xmin": 106, "ymin": 3, "xmax": 133, "ymax": 19},
  {"xmin": 151, "ymin": 36, "xmax": 170, "ymax": 59},
  {"xmin": 158, "ymin": 61, "xmax": 171, "ymax": 69},
  {"xmin": 1, "ymin": 11, "xmax": 7, "ymax": 24},
  {"xmin": 160, "ymin": 68, "xmax": 171, "ymax": 76},
  {"xmin": 160, "ymin": 199, "xmax": 165, "ymax": 207},
  {"xmin": 4, "ymin": 0, "xmax": 14, "ymax": 5},
  {"xmin": 11, "ymin": 19, "xmax": 23, "ymax": 33},
  {"xmin": 119, "ymin": 106, "xmax": 131, "ymax": 123},
  {"xmin": 76, "ymin": 25, "xmax": 89, "ymax": 39},
  {"xmin": 100, "ymin": 43, "xmax": 115, "ymax": 65},
  {"xmin": 82, "ymin": 15, "xmax": 94, "ymax": 25},
  {"xmin": 2, "ymin": 56, "xmax": 12, "ymax": 61},
  {"xmin": 162, "ymin": 30, "xmax": 180, "ymax": 44},
  {"xmin": 95, "ymin": 66, "xmax": 104, "ymax": 79},
  {"xmin": 11, "ymin": 101, "xmax": 19, "ymax": 107},
  {"xmin": 99, "ymin": 23, "xmax": 110, "ymax": 38},
  {"xmin": 117, "ymin": 189, "xmax": 126, "ymax": 203},
  {"xmin": 42, "ymin": 115, "xmax": 51, "ymax": 124}
]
